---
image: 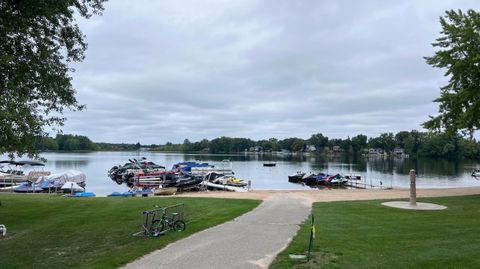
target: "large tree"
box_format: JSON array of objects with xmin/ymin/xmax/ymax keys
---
[
  {"xmin": 423, "ymin": 9, "xmax": 480, "ymax": 138},
  {"xmin": 0, "ymin": 0, "xmax": 106, "ymax": 158}
]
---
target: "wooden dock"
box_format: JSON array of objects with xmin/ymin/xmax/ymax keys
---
[{"xmin": 345, "ymin": 180, "xmax": 388, "ymax": 189}]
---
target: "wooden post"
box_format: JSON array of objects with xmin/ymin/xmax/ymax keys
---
[{"xmin": 410, "ymin": 169, "xmax": 416, "ymax": 206}]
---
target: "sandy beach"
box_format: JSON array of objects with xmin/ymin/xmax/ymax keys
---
[{"xmin": 177, "ymin": 187, "xmax": 480, "ymax": 203}]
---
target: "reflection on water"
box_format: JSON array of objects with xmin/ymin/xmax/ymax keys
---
[
  {"xmin": 53, "ymin": 160, "xmax": 89, "ymax": 170},
  {"xmin": 32, "ymin": 151, "xmax": 480, "ymax": 196}
]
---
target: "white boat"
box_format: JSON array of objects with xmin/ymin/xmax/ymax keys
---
[
  {"xmin": 61, "ymin": 181, "xmax": 85, "ymax": 193},
  {"xmin": 200, "ymin": 181, "xmax": 248, "ymax": 192},
  {"xmin": 0, "ymin": 160, "xmax": 50, "ymax": 186},
  {"xmin": 36, "ymin": 170, "xmax": 86, "ymax": 190},
  {"xmin": 472, "ymin": 169, "xmax": 480, "ymax": 177}
]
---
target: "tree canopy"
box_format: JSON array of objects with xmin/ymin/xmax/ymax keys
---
[
  {"xmin": 423, "ymin": 9, "xmax": 480, "ymax": 138},
  {"xmin": 0, "ymin": 0, "xmax": 106, "ymax": 158}
]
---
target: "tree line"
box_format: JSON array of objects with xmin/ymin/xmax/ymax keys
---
[
  {"xmin": 151, "ymin": 131, "xmax": 480, "ymax": 159},
  {"xmin": 32, "ymin": 131, "xmax": 480, "ymax": 159}
]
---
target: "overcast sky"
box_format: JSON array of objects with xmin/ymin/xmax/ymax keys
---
[{"xmin": 61, "ymin": 0, "xmax": 480, "ymax": 144}]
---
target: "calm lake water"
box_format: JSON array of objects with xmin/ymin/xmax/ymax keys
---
[{"xmin": 21, "ymin": 151, "xmax": 479, "ymax": 196}]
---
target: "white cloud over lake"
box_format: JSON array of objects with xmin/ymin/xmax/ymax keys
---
[{"xmin": 62, "ymin": 0, "xmax": 480, "ymax": 144}]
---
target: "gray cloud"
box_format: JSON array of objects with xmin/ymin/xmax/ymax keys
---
[{"xmin": 61, "ymin": 0, "xmax": 480, "ymax": 144}]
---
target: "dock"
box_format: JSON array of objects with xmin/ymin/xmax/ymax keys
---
[{"xmin": 345, "ymin": 180, "xmax": 389, "ymax": 189}]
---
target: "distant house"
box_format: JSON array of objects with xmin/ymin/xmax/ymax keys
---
[
  {"xmin": 248, "ymin": 146, "xmax": 262, "ymax": 152},
  {"xmin": 306, "ymin": 145, "xmax": 316, "ymax": 152},
  {"xmin": 332, "ymin": 146, "xmax": 343, "ymax": 152},
  {"xmin": 368, "ymin": 148, "xmax": 384, "ymax": 154},
  {"xmin": 393, "ymin": 148, "xmax": 405, "ymax": 155},
  {"xmin": 253, "ymin": 146, "xmax": 262, "ymax": 152}
]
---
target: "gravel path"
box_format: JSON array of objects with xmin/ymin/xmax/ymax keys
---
[{"xmin": 122, "ymin": 193, "xmax": 311, "ymax": 269}]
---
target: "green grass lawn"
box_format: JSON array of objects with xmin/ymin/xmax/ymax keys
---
[
  {"xmin": 271, "ymin": 195, "xmax": 480, "ymax": 269},
  {"xmin": 0, "ymin": 193, "xmax": 260, "ymax": 269}
]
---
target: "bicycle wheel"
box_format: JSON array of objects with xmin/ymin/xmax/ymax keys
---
[
  {"xmin": 151, "ymin": 220, "xmax": 165, "ymax": 234},
  {"xmin": 173, "ymin": 220, "xmax": 186, "ymax": 232}
]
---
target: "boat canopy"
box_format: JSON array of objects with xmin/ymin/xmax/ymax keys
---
[
  {"xmin": 0, "ymin": 160, "xmax": 45, "ymax": 166},
  {"xmin": 16, "ymin": 160, "xmax": 45, "ymax": 166}
]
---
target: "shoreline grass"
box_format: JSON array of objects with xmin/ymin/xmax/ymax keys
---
[
  {"xmin": 271, "ymin": 195, "xmax": 480, "ymax": 269},
  {"xmin": 0, "ymin": 193, "xmax": 260, "ymax": 269}
]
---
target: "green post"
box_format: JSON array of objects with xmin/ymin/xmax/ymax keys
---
[{"xmin": 307, "ymin": 214, "xmax": 315, "ymax": 261}]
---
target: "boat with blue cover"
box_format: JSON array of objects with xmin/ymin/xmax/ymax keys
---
[
  {"xmin": 64, "ymin": 191, "xmax": 96, "ymax": 197},
  {"xmin": 108, "ymin": 191, "xmax": 134, "ymax": 197}
]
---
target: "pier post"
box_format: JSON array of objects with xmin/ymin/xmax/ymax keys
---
[{"xmin": 409, "ymin": 169, "xmax": 416, "ymax": 206}]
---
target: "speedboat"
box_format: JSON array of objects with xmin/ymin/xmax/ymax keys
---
[
  {"xmin": 325, "ymin": 174, "xmax": 348, "ymax": 185},
  {"xmin": 108, "ymin": 157, "xmax": 165, "ymax": 186},
  {"xmin": 472, "ymin": 169, "xmax": 480, "ymax": 177},
  {"xmin": 302, "ymin": 172, "xmax": 327, "ymax": 185},
  {"xmin": 288, "ymin": 172, "xmax": 305, "ymax": 183}
]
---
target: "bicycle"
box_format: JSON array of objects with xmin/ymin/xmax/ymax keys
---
[{"xmin": 150, "ymin": 207, "xmax": 186, "ymax": 235}]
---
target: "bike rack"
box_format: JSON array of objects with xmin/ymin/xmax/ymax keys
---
[{"xmin": 132, "ymin": 203, "xmax": 186, "ymax": 237}]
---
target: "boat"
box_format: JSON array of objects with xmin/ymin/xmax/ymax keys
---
[
  {"xmin": 64, "ymin": 192, "xmax": 96, "ymax": 197},
  {"xmin": 263, "ymin": 162, "xmax": 276, "ymax": 167},
  {"xmin": 14, "ymin": 181, "xmax": 43, "ymax": 193},
  {"xmin": 60, "ymin": 181, "xmax": 85, "ymax": 193},
  {"xmin": 325, "ymin": 174, "xmax": 348, "ymax": 185},
  {"xmin": 133, "ymin": 188, "xmax": 153, "ymax": 197},
  {"xmin": 174, "ymin": 177, "xmax": 203, "ymax": 190},
  {"xmin": 132, "ymin": 171, "xmax": 177, "ymax": 188},
  {"xmin": 288, "ymin": 172, "xmax": 305, "ymax": 183},
  {"xmin": 0, "ymin": 160, "xmax": 50, "ymax": 186},
  {"xmin": 200, "ymin": 181, "xmax": 248, "ymax": 192},
  {"xmin": 37, "ymin": 170, "xmax": 86, "ymax": 191},
  {"xmin": 204, "ymin": 172, "xmax": 247, "ymax": 187},
  {"xmin": 172, "ymin": 161, "xmax": 213, "ymax": 173},
  {"xmin": 108, "ymin": 157, "xmax": 165, "ymax": 185},
  {"xmin": 472, "ymin": 169, "xmax": 480, "ymax": 177},
  {"xmin": 302, "ymin": 172, "xmax": 327, "ymax": 185},
  {"xmin": 108, "ymin": 191, "xmax": 134, "ymax": 197},
  {"xmin": 154, "ymin": 187, "xmax": 177, "ymax": 195},
  {"xmin": 211, "ymin": 175, "xmax": 247, "ymax": 187},
  {"xmin": 182, "ymin": 160, "xmax": 234, "ymax": 176}
]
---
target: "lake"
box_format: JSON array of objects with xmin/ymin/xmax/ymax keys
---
[{"xmin": 22, "ymin": 151, "xmax": 479, "ymax": 196}]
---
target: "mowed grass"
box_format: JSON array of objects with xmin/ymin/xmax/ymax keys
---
[
  {"xmin": 0, "ymin": 193, "xmax": 260, "ymax": 269},
  {"xmin": 271, "ymin": 195, "xmax": 480, "ymax": 269}
]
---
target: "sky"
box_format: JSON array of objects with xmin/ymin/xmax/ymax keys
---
[{"xmin": 61, "ymin": 0, "xmax": 480, "ymax": 144}]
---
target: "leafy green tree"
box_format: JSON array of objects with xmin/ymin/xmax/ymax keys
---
[
  {"xmin": 379, "ymin": 133, "xmax": 396, "ymax": 153},
  {"xmin": 351, "ymin": 134, "xmax": 368, "ymax": 153},
  {"xmin": 423, "ymin": 9, "xmax": 480, "ymax": 138},
  {"xmin": 308, "ymin": 133, "xmax": 328, "ymax": 150},
  {"xmin": 291, "ymin": 140, "xmax": 305, "ymax": 152},
  {"xmin": 182, "ymin": 139, "xmax": 192, "ymax": 152},
  {"xmin": 279, "ymin": 137, "xmax": 305, "ymax": 152},
  {"xmin": 0, "ymin": 0, "xmax": 106, "ymax": 158}
]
